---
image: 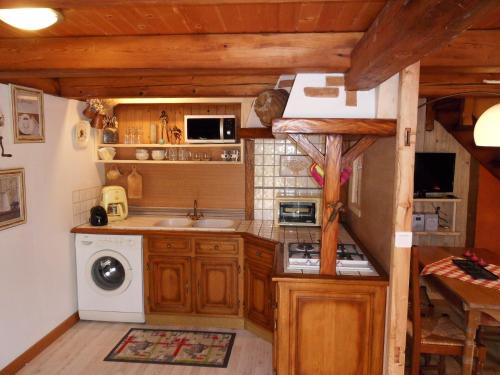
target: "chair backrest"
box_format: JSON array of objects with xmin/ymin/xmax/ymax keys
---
[{"xmin": 409, "ymin": 246, "xmax": 422, "ymax": 354}]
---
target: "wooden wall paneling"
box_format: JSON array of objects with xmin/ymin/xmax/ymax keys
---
[
  {"xmin": 414, "ymin": 105, "xmax": 471, "ymax": 247},
  {"xmin": 384, "ymin": 62, "xmax": 420, "ymax": 375},
  {"xmin": 105, "ymin": 164, "xmax": 245, "ymax": 209}
]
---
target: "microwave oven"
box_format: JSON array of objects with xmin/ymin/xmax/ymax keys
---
[
  {"xmin": 275, "ymin": 196, "xmax": 322, "ymax": 227},
  {"xmin": 184, "ymin": 115, "xmax": 237, "ymax": 143}
]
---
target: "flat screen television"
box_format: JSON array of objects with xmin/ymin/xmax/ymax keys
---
[{"xmin": 414, "ymin": 152, "xmax": 456, "ymax": 197}]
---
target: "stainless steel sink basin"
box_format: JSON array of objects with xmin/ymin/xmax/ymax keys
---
[{"xmin": 153, "ymin": 217, "xmax": 238, "ymax": 231}]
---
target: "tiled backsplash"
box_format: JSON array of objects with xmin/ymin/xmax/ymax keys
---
[
  {"xmin": 72, "ymin": 186, "xmax": 101, "ymax": 226},
  {"xmin": 254, "ymin": 137, "xmax": 325, "ymax": 221}
]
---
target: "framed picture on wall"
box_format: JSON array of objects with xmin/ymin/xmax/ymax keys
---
[
  {"xmin": 0, "ymin": 168, "xmax": 27, "ymax": 231},
  {"xmin": 11, "ymin": 84, "xmax": 45, "ymax": 143}
]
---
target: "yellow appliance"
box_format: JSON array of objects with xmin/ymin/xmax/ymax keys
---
[{"xmin": 100, "ymin": 186, "xmax": 128, "ymax": 222}]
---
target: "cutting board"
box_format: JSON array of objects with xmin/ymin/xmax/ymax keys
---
[{"xmin": 127, "ymin": 166, "xmax": 143, "ymax": 199}]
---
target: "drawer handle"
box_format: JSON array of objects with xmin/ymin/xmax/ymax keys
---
[
  {"xmin": 166, "ymin": 243, "xmax": 172, "ymax": 248},
  {"xmin": 214, "ymin": 245, "xmax": 219, "ymax": 250}
]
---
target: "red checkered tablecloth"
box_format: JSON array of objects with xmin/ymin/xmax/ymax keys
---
[{"xmin": 421, "ymin": 256, "xmax": 500, "ymax": 291}]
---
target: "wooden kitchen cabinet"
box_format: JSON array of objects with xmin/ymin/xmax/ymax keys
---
[
  {"xmin": 273, "ymin": 279, "xmax": 387, "ymax": 375},
  {"xmin": 148, "ymin": 255, "xmax": 192, "ymax": 313},
  {"xmin": 244, "ymin": 237, "xmax": 276, "ymax": 331},
  {"xmin": 145, "ymin": 234, "xmax": 243, "ymax": 318},
  {"xmin": 244, "ymin": 260, "xmax": 274, "ymax": 330},
  {"xmin": 195, "ymin": 257, "xmax": 240, "ymax": 316}
]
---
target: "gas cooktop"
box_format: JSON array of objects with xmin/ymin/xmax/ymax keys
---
[{"xmin": 286, "ymin": 241, "xmax": 374, "ymax": 275}]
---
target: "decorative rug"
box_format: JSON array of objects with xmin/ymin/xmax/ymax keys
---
[{"xmin": 104, "ymin": 328, "xmax": 236, "ymax": 368}]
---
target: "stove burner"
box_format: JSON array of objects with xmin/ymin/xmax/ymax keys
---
[{"xmin": 296, "ymin": 243, "xmax": 314, "ymax": 251}]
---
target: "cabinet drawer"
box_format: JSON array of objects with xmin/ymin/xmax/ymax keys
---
[
  {"xmin": 149, "ymin": 236, "xmax": 191, "ymax": 254},
  {"xmin": 194, "ymin": 238, "xmax": 239, "ymax": 255},
  {"xmin": 245, "ymin": 244, "xmax": 274, "ymax": 266}
]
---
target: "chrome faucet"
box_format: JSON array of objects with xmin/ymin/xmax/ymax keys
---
[{"xmin": 187, "ymin": 199, "xmax": 204, "ymax": 220}]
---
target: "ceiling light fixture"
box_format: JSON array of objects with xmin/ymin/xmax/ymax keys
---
[
  {"xmin": 0, "ymin": 8, "xmax": 62, "ymax": 31},
  {"xmin": 474, "ymin": 103, "xmax": 500, "ymax": 147}
]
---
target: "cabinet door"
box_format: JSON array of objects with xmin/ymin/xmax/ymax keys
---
[
  {"xmin": 148, "ymin": 256, "xmax": 192, "ymax": 313},
  {"xmin": 195, "ymin": 257, "xmax": 239, "ymax": 315},
  {"xmin": 244, "ymin": 260, "xmax": 273, "ymax": 330},
  {"xmin": 275, "ymin": 281, "xmax": 386, "ymax": 375}
]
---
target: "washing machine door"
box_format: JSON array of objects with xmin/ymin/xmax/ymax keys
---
[{"xmin": 86, "ymin": 250, "xmax": 132, "ymax": 296}]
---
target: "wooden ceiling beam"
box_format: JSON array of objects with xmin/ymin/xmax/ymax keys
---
[
  {"xmin": 58, "ymin": 75, "xmax": 278, "ymax": 98},
  {"xmin": 419, "ymin": 84, "xmax": 500, "ymax": 97},
  {"xmin": 0, "ymin": 77, "xmax": 60, "ymax": 96},
  {"xmin": 272, "ymin": 118, "xmax": 397, "ymax": 136},
  {"xmin": 0, "ymin": 33, "xmax": 359, "ymax": 72},
  {"xmin": 0, "ymin": 1, "xmax": 384, "ymax": 8},
  {"xmin": 345, "ymin": 0, "xmax": 498, "ymax": 91},
  {"xmin": 421, "ymin": 30, "xmax": 500, "ymax": 68}
]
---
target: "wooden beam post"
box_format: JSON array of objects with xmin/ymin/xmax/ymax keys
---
[
  {"xmin": 384, "ymin": 62, "xmax": 420, "ymax": 375},
  {"xmin": 345, "ymin": 0, "xmax": 498, "ymax": 91},
  {"xmin": 320, "ymin": 135, "xmax": 342, "ymax": 276},
  {"xmin": 341, "ymin": 136, "xmax": 377, "ymax": 169}
]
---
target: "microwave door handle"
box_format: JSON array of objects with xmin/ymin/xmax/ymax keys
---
[{"xmin": 219, "ymin": 118, "xmax": 223, "ymax": 141}]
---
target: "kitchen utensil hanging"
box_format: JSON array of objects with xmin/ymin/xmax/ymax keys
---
[
  {"xmin": 106, "ymin": 165, "xmax": 122, "ymax": 181},
  {"xmin": 127, "ymin": 166, "xmax": 143, "ymax": 199}
]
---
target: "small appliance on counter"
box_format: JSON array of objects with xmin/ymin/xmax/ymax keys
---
[
  {"xmin": 275, "ymin": 195, "xmax": 322, "ymax": 226},
  {"xmin": 90, "ymin": 206, "xmax": 108, "ymax": 226},
  {"xmin": 100, "ymin": 186, "xmax": 128, "ymax": 222}
]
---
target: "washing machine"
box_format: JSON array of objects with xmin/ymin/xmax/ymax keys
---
[{"xmin": 75, "ymin": 233, "xmax": 145, "ymax": 323}]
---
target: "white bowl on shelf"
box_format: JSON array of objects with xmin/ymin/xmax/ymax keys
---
[
  {"xmin": 151, "ymin": 150, "xmax": 166, "ymax": 160},
  {"xmin": 135, "ymin": 149, "xmax": 149, "ymax": 160},
  {"xmin": 98, "ymin": 147, "xmax": 116, "ymax": 160}
]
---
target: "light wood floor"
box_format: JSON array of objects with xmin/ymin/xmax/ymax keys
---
[{"xmin": 17, "ymin": 321, "xmax": 273, "ymax": 375}]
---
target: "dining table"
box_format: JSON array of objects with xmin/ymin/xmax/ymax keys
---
[{"xmin": 418, "ymin": 246, "xmax": 500, "ymax": 375}]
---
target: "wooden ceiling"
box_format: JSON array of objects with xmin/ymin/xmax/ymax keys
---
[{"xmin": 0, "ymin": 0, "xmax": 498, "ymax": 98}]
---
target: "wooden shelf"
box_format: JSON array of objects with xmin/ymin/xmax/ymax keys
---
[
  {"xmin": 96, "ymin": 160, "xmax": 242, "ymax": 165},
  {"xmin": 414, "ymin": 230, "xmax": 460, "ymax": 236},
  {"xmin": 414, "ymin": 197, "xmax": 462, "ymax": 202},
  {"xmin": 98, "ymin": 143, "xmax": 243, "ymax": 148}
]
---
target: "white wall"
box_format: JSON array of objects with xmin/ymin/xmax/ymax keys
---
[{"xmin": 0, "ymin": 84, "xmax": 103, "ymax": 369}]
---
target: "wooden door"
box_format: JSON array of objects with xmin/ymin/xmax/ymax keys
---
[
  {"xmin": 244, "ymin": 260, "xmax": 273, "ymax": 330},
  {"xmin": 148, "ymin": 255, "xmax": 192, "ymax": 313},
  {"xmin": 195, "ymin": 257, "xmax": 239, "ymax": 315},
  {"xmin": 275, "ymin": 281, "xmax": 386, "ymax": 375}
]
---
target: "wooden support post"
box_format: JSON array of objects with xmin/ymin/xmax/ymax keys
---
[
  {"xmin": 320, "ymin": 135, "xmax": 343, "ymax": 276},
  {"xmin": 289, "ymin": 134, "xmax": 325, "ymax": 168},
  {"xmin": 384, "ymin": 62, "xmax": 420, "ymax": 375},
  {"xmin": 341, "ymin": 136, "xmax": 377, "ymax": 169}
]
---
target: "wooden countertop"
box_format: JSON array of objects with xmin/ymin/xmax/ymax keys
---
[
  {"xmin": 71, "ymin": 217, "xmax": 320, "ymax": 244},
  {"xmin": 72, "ymin": 216, "xmax": 388, "ymax": 283}
]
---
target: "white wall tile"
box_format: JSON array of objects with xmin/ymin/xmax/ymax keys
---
[
  {"xmin": 254, "ymin": 188, "xmax": 263, "ymax": 199},
  {"xmin": 263, "ymin": 154, "xmax": 274, "ymax": 165},
  {"xmin": 255, "ymin": 155, "xmax": 264, "ymax": 166},
  {"xmin": 263, "ymin": 189, "xmax": 274, "ymax": 199},
  {"xmin": 254, "ymin": 176, "xmax": 263, "ymax": 187},
  {"xmin": 263, "ymin": 209, "xmax": 274, "ymax": 221},
  {"xmin": 254, "ymin": 209, "xmax": 263, "ymax": 220},
  {"xmin": 255, "ymin": 166, "xmax": 263, "ymax": 177},
  {"xmin": 263, "ymin": 199, "xmax": 274, "ymax": 209},
  {"xmin": 263, "ymin": 177, "xmax": 274, "ymax": 187},
  {"xmin": 254, "ymin": 199, "xmax": 263, "ymax": 209},
  {"xmin": 263, "ymin": 165, "xmax": 274, "ymax": 176},
  {"xmin": 263, "ymin": 143, "xmax": 274, "ymax": 154},
  {"xmin": 254, "ymin": 143, "xmax": 264, "ymax": 154}
]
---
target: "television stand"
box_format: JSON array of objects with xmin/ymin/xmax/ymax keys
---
[{"xmin": 413, "ymin": 197, "xmax": 462, "ymax": 237}]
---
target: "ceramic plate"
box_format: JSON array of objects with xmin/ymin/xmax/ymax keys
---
[{"xmin": 75, "ymin": 120, "xmax": 90, "ymax": 147}]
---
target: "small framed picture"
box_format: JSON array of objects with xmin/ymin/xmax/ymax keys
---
[
  {"xmin": 0, "ymin": 168, "xmax": 27, "ymax": 231},
  {"xmin": 11, "ymin": 84, "xmax": 45, "ymax": 143}
]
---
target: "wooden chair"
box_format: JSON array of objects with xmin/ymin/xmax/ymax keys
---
[{"xmin": 407, "ymin": 246, "xmax": 487, "ymax": 375}]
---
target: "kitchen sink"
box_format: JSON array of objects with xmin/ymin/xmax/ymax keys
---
[
  {"xmin": 153, "ymin": 217, "xmax": 238, "ymax": 231},
  {"xmin": 154, "ymin": 217, "xmax": 193, "ymax": 228},
  {"xmin": 192, "ymin": 219, "xmax": 236, "ymax": 229}
]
